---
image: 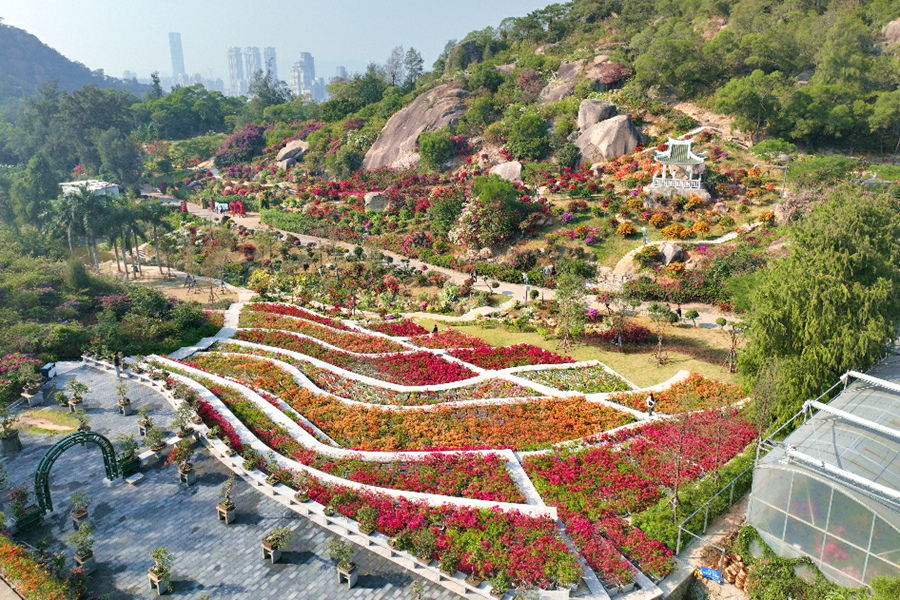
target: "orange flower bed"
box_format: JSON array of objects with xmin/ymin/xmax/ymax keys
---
[
  {"xmin": 0, "ymin": 534, "xmax": 69, "ymax": 600},
  {"xmin": 610, "ymin": 373, "xmax": 745, "ymax": 414}
]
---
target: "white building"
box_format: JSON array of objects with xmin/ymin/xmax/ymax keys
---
[{"xmin": 60, "ymin": 180, "xmax": 120, "ymax": 197}]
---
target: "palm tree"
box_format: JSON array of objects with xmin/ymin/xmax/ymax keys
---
[
  {"xmin": 46, "ymin": 193, "xmax": 83, "ymax": 259},
  {"xmin": 121, "ymin": 201, "xmax": 147, "ymax": 277},
  {"xmin": 140, "ymin": 200, "xmax": 173, "ymax": 275}
]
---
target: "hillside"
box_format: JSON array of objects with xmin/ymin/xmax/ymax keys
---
[{"xmin": 0, "ymin": 21, "xmax": 147, "ymax": 119}]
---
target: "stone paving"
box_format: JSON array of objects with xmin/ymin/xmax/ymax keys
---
[{"xmin": 4, "ymin": 366, "xmax": 459, "ymax": 600}]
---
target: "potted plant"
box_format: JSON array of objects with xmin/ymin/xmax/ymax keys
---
[
  {"xmin": 489, "ymin": 571, "xmax": 512, "ymax": 599},
  {"xmin": 0, "ymin": 406, "xmax": 21, "ymax": 456},
  {"xmin": 70, "ymin": 491, "xmax": 91, "ymax": 530},
  {"xmin": 138, "ymin": 406, "xmax": 153, "ymax": 436},
  {"xmin": 326, "ymin": 537, "xmax": 357, "ymax": 588},
  {"xmin": 144, "ymin": 425, "xmax": 167, "ymax": 457},
  {"xmin": 20, "ymin": 369, "xmax": 43, "ymax": 406},
  {"xmin": 356, "ymin": 507, "xmax": 378, "ymax": 536},
  {"xmin": 74, "ymin": 408, "xmax": 90, "ymax": 433},
  {"xmin": 292, "ymin": 471, "xmax": 311, "ymax": 502},
  {"xmin": 9, "ymin": 487, "xmax": 41, "ymax": 532},
  {"xmin": 217, "ymin": 474, "xmax": 236, "ymax": 524},
  {"xmin": 66, "ymin": 379, "xmax": 90, "ymax": 407},
  {"xmin": 148, "ymin": 547, "xmax": 172, "ymax": 596},
  {"xmin": 171, "ymin": 402, "xmax": 194, "ymax": 438},
  {"xmin": 439, "ymin": 550, "xmax": 461, "ymax": 576},
  {"xmin": 54, "ymin": 391, "xmax": 68, "ymax": 407},
  {"xmin": 69, "ymin": 523, "xmax": 96, "ymax": 574},
  {"xmin": 262, "ymin": 527, "xmax": 294, "ymax": 564},
  {"xmin": 411, "ymin": 527, "xmax": 437, "ymax": 567},
  {"xmin": 206, "ymin": 425, "xmax": 221, "ymax": 440},
  {"xmin": 116, "ymin": 434, "xmax": 141, "ymax": 477},
  {"xmin": 116, "ymin": 380, "xmax": 134, "ymax": 416},
  {"xmin": 167, "ymin": 438, "xmax": 195, "ymax": 486}
]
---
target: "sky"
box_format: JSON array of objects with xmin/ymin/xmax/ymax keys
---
[{"xmin": 0, "ymin": 0, "xmax": 552, "ymax": 82}]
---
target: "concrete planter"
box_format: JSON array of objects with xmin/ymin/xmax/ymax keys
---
[
  {"xmin": 71, "ymin": 508, "xmax": 89, "ymax": 531},
  {"xmin": 148, "ymin": 570, "xmax": 169, "ymax": 596},
  {"xmin": 1, "ymin": 431, "xmax": 22, "ymax": 456},
  {"xmin": 262, "ymin": 543, "xmax": 281, "ymax": 564},
  {"xmin": 337, "ymin": 563, "xmax": 358, "ymax": 589},
  {"xmin": 74, "ymin": 550, "xmax": 96, "ymax": 574},
  {"xmin": 217, "ymin": 503, "xmax": 235, "ymax": 524}
]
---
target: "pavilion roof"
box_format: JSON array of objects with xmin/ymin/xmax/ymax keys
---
[{"xmin": 654, "ymin": 138, "xmax": 707, "ymax": 166}]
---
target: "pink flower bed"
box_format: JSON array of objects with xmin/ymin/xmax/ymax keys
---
[
  {"xmin": 411, "ymin": 329, "xmax": 490, "ymax": 349},
  {"xmin": 240, "ymin": 310, "xmax": 406, "ymax": 354},
  {"xmin": 566, "ymin": 516, "xmax": 635, "ymax": 586},
  {"xmin": 364, "ymin": 319, "xmax": 429, "ymax": 337},
  {"xmin": 449, "ymin": 344, "xmax": 575, "ymax": 369},
  {"xmin": 246, "ymin": 302, "xmax": 351, "ymax": 330},
  {"xmin": 233, "ymin": 329, "xmax": 477, "ymax": 385}
]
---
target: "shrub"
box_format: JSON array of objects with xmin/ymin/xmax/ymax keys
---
[
  {"xmin": 649, "ymin": 213, "xmax": 670, "ymax": 229},
  {"xmin": 616, "ymin": 222, "xmax": 636, "ymax": 236},
  {"xmin": 214, "ymin": 124, "xmax": 267, "ymax": 167},
  {"xmin": 660, "ymin": 223, "xmax": 689, "ymax": 239},
  {"xmin": 508, "ymin": 112, "xmax": 550, "ymax": 161},
  {"xmin": 418, "ymin": 129, "xmax": 456, "ymax": 170}
]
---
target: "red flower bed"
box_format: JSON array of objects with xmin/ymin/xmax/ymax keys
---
[
  {"xmin": 411, "ymin": 329, "xmax": 489, "ymax": 349},
  {"xmin": 238, "ymin": 313, "xmax": 407, "ymax": 354},
  {"xmin": 307, "ymin": 481, "xmax": 582, "ymax": 589},
  {"xmin": 449, "ymin": 344, "xmax": 575, "ymax": 369},
  {"xmin": 364, "ymin": 319, "xmax": 429, "ymax": 337},
  {"xmin": 583, "ymin": 323, "xmax": 652, "ymax": 345},
  {"xmin": 0, "ymin": 534, "xmax": 70, "ymax": 600},
  {"xmin": 566, "ymin": 516, "xmax": 635, "ymax": 586},
  {"xmin": 246, "ymin": 302, "xmax": 351, "ymax": 330}
]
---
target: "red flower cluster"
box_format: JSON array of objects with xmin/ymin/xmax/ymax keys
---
[
  {"xmin": 411, "ymin": 329, "xmax": 490, "ymax": 349},
  {"xmin": 246, "ymin": 303, "xmax": 350, "ymax": 330},
  {"xmin": 364, "ymin": 320, "xmax": 429, "ymax": 337},
  {"xmin": 449, "ymin": 345, "xmax": 575, "ymax": 369}
]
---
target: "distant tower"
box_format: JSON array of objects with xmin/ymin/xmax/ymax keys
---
[
  {"xmin": 290, "ymin": 52, "xmax": 316, "ymax": 96},
  {"xmin": 227, "ymin": 47, "xmax": 244, "ymax": 95},
  {"xmin": 335, "ymin": 66, "xmax": 347, "ymax": 80},
  {"xmin": 244, "ymin": 47, "xmax": 262, "ymax": 80},
  {"xmin": 168, "ymin": 32, "xmax": 185, "ymax": 78},
  {"xmin": 264, "ymin": 47, "xmax": 277, "ymax": 79}
]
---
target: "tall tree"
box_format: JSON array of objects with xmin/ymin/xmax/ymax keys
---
[
  {"xmin": 98, "ymin": 127, "xmax": 143, "ymax": 188},
  {"xmin": 385, "ymin": 46, "xmax": 406, "ymax": 87},
  {"xmin": 403, "ymin": 48, "xmax": 424, "ymax": 90},
  {"xmin": 10, "ymin": 153, "xmax": 59, "ymax": 228},
  {"xmin": 555, "ymin": 270, "xmax": 586, "ymax": 350},
  {"xmin": 741, "ymin": 187, "xmax": 900, "ymax": 424},
  {"xmin": 148, "ymin": 71, "xmax": 164, "ymax": 101}
]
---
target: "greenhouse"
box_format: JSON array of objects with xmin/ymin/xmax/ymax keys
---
[{"xmin": 748, "ymin": 356, "xmax": 900, "ymax": 588}]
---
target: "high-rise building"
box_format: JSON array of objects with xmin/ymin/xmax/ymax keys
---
[
  {"xmin": 264, "ymin": 47, "xmax": 277, "ymax": 79},
  {"xmin": 244, "ymin": 47, "xmax": 262, "ymax": 80},
  {"xmin": 290, "ymin": 52, "xmax": 316, "ymax": 97},
  {"xmin": 168, "ymin": 32, "xmax": 185, "ymax": 78},
  {"xmin": 227, "ymin": 47, "xmax": 245, "ymax": 96},
  {"xmin": 335, "ymin": 66, "xmax": 347, "ymax": 80}
]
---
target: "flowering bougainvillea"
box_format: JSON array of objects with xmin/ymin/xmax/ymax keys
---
[{"xmin": 449, "ymin": 345, "xmax": 574, "ymax": 369}]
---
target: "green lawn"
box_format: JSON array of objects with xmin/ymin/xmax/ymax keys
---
[{"xmin": 412, "ymin": 320, "xmax": 740, "ymax": 388}]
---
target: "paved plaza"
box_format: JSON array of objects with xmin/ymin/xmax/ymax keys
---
[{"xmin": 4, "ymin": 365, "xmax": 459, "ymax": 600}]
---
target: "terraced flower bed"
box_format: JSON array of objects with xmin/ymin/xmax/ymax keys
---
[
  {"xmin": 307, "ymin": 480, "xmax": 583, "ymax": 590},
  {"xmin": 240, "ymin": 310, "xmax": 407, "ymax": 354},
  {"xmin": 189, "ymin": 352, "xmax": 632, "ymax": 451},
  {"xmin": 233, "ymin": 329, "xmax": 476, "ymax": 385},
  {"xmin": 246, "ymin": 302, "xmax": 351, "ymax": 330},
  {"xmin": 524, "ymin": 409, "xmax": 757, "ymax": 578},
  {"xmin": 610, "ymin": 373, "xmax": 746, "ymax": 414},
  {"xmin": 449, "ymin": 344, "xmax": 575, "ymax": 369},
  {"xmin": 517, "ymin": 365, "xmax": 631, "ymax": 394},
  {"xmin": 168, "ymin": 362, "xmax": 524, "ymax": 502},
  {"xmin": 410, "ymin": 329, "xmax": 490, "ymax": 349},
  {"xmin": 363, "ymin": 319, "xmax": 429, "ymax": 337}
]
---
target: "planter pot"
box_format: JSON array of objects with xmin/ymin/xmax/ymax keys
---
[
  {"xmin": 15, "ymin": 505, "xmax": 43, "ymax": 532},
  {"xmin": 618, "ymin": 582, "xmax": 635, "ymax": 594},
  {"xmin": 22, "ymin": 390, "xmax": 43, "ymax": 407},
  {"xmin": 293, "ymin": 491, "xmax": 310, "ymax": 503},
  {"xmin": 440, "ymin": 565, "xmax": 458, "ymax": 576},
  {"xmin": 217, "ymin": 503, "xmax": 235, "ymax": 524},
  {"xmin": 465, "ymin": 575, "xmax": 484, "ymax": 588},
  {"xmin": 138, "ymin": 422, "xmax": 151, "ymax": 436},
  {"xmin": 71, "ymin": 508, "xmax": 89, "ymax": 530},
  {"xmin": 490, "ymin": 590, "xmax": 507, "ymax": 599},
  {"xmin": 179, "ymin": 467, "xmax": 197, "ymax": 487},
  {"xmin": 262, "ymin": 543, "xmax": 281, "ymax": 564},
  {"xmin": 119, "ymin": 401, "xmax": 135, "ymax": 416},
  {"xmin": 414, "ymin": 557, "xmax": 431, "ymax": 568},
  {"xmin": 148, "ymin": 570, "xmax": 169, "ymax": 596},
  {"xmin": 177, "ymin": 428, "xmax": 193, "ymax": 439},
  {"xmin": 360, "ymin": 525, "xmax": 376, "ymax": 536},
  {"xmin": 1, "ymin": 431, "xmax": 22, "ymax": 456},
  {"xmin": 74, "ymin": 551, "xmax": 95, "ymax": 574},
  {"xmin": 120, "ymin": 456, "xmax": 142, "ymax": 478},
  {"xmin": 323, "ymin": 506, "xmax": 336, "ymax": 517},
  {"xmin": 337, "ymin": 563, "xmax": 358, "ymax": 589}
]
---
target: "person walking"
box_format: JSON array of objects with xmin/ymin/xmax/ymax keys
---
[{"xmin": 113, "ymin": 353, "xmax": 122, "ymax": 378}]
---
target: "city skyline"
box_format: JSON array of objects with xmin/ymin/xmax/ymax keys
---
[{"xmin": 1, "ymin": 0, "xmax": 552, "ymax": 84}]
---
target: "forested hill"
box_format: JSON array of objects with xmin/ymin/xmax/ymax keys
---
[{"xmin": 0, "ymin": 21, "xmax": 147, "ymax": 119}]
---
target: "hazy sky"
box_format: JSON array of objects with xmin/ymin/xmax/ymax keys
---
[{"xmin": 1, "ymin": 0, "xmax": 551, "ymax": 82}]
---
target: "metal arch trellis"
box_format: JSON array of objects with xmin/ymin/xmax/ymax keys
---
[{"xmin": 34, "ymin": 431, "xmax": 120, "ymax": 514}]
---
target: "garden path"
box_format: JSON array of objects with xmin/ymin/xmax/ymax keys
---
[{"xmin": 2, "ymin": 365, "xmax": 459, "ymax": 600}]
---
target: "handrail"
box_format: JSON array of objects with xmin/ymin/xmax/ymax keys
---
[{"xmin": 675, "ymin": 466, "xmax": 754, "ymax": 555}]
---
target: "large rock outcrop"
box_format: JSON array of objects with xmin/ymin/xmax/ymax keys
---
[
  {"xmin": 539, "ymin": 55, "xmax": 632, "ymax": 104},
  {"xmin": 489, "ymin": 161, "xmax": 523, "ymax": 182},
  {"xmin": 575, "ymin": 115, "xmax": 645, "ymax": 164},
  {"xmin": 363, "ymin": 84, "xmax": 468, "ymax": 171},
  {"xmin": 276, "ymin": 139, "xmax": 309, "ymax": 162},
  {"xmin": 577, "ymin": 100, "xmax": 617, "ymax": 131},
  {"xmin": 885, "ymin": 19, "xmax": 900, "ymax": 45}
]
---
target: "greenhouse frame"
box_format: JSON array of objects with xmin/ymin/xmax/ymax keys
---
[{"xmin": 748, "ymin": 356, "xmax": 900, "ymax": 588}]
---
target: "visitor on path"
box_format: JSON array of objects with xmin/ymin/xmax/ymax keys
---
[
  {"xmin": 113, "ymin": 354, "xmax": 122, "ymax": 378},
  {"xmin": 646, "ymin": 392, "xmax": 656, "ymax": 417},
  {"xmin": 432, "ymin": 324, "xmax": 438, "ymax": 334},
  {"xmin": 676, "ymin": 305, "xmax": 682, "ymax": 319}
]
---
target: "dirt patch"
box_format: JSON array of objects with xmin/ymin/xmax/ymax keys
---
[{"xmin": 17, "ymin": 414, "xmax": 75, "ymax": 432}]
